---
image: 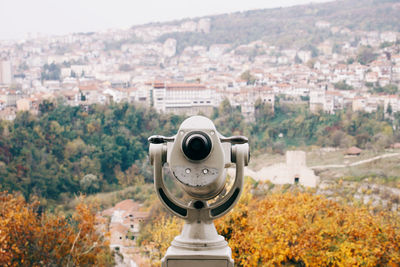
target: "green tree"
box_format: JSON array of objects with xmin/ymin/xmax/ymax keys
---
[
  {"xmin": 80, "ymin": 174, "xmax": 100, "ymax": 193},
  {"xmin": 333, "ymin": 80, "xmax": 354, "ymax": 90},
  {"xmin": 39, "ymin": 100, "xmax": 55, "ymax": 114},
  {"xmin": 41, "ymin": 63, "xmax": 61, "ymax": 81},
  {"xmin": 387, "ymin": 103, "xmax": 393, "ymax": 115},
  {"xmin": 240, "ymin": 70, "xmax": 257, "ymax": 85},
  {"xmin": 356, "ymin": 47, "xmax": 377, "ymax": 65}
]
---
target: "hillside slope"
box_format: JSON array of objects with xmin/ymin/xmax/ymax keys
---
[{"xmin": 156, "ymin": 0, "xmax": 400, "ymax": 52}]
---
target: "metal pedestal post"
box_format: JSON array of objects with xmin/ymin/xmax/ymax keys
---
[{"xmin": 162, "ymin": 220, "xmax": 234, "ymax": 267}]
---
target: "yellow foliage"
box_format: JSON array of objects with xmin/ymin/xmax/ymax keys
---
[
  {"xmin": 216, "ymin": 192, "xmax": 400, "ymax": 266},
  {"xmin": 140, "ymin": 215, "xmax": 183, "ymax": 266},
  {"xmin": 139, "ymin": 185, "xmax": 400, "ymax": 266},
  {"xmin": 382, "ymin": 124, "xmax": 393, "ymax": 136}
]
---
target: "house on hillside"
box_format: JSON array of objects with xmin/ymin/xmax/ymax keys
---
[
  {"xmin": 238, "ymin": 86, "xmax": 274, "ymax": 121},
  {"xmin": 101, "ymin": 199, "xmax": 149, "ymax": 251}
]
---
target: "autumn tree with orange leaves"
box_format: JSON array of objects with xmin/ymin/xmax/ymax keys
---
[
  {"xmin": 0, "ymin": 191, "xmax": 114, "ymax": 266},
  {"xmin": 140, "ymin": 185, "xmax": 400, "ymax": 267}
]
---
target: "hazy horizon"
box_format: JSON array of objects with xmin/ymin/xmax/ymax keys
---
[{"xmin": 0, "ymin": 0, "xmax": 334, "ymax": 40}]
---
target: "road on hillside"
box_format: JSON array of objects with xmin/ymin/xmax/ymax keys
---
[{"xmin": 310, "ymin": 153, "xmax": 400, "ymax": 170}]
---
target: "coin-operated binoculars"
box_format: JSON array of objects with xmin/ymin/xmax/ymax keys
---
[{"xmin": 149, "ymin": 116, "xmax": 249, "ymax": 267}]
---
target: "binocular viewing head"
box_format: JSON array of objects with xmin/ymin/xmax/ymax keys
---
[{"xmin": 149, "ymin": 115, "xmax": 249, "ymax": 215}]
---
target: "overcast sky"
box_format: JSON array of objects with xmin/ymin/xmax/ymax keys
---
[{"xmin": 0, "ymin": 0, "xmax": 333, "ymax": 40}]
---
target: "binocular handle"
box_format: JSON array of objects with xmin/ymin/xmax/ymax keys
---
[
  {"xmin": 148, "ymin": 135, "xmax": 175, "ymax": 144},
  {"xmin": 150, "ymin": 143, "xmax": 189, "ymax": 218},
  {"xmin": 149, "ymin": 135, "xmax": 248, "ymax": 145},
  {"xmin": 208, "ymin": 143, "xmax": 247, "ymax": 219},
  {"xmin": 220, "ymin": 136, "xmax": 248, "ymax": 144}
]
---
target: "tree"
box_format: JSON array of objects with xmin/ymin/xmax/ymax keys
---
[
  {"xmin": 387, "ymin": 103, "xmax": 393, "ymax": 115},
  {"xmin": 346, "ymin": 57, "xmax": 355, "ymax": 64},
  {"xmin": 140, "ymin": 186, "xmax": 400, "ymax": 266},
  {"xmin": 115, "ymin": 164, "xmax": 144, "ymax": 187},
  {"xmin": 0, "ymin": 191, "xmax": 114, "ymax": 266},
  {"xmin": 356, "ymin": 47, "xmax": 377, "ymax": 65},
  {"xmin": 139, "ymin": 215, "xmax": 182, "ymax": 265},
  {"xmin": 41, "ymin": 63, "xmax": 61, "ymax": 81},
  {"xmin": 240, "ymin": 70, "xmax": 257, "ymax": 85},
  {"xmin": 39, "ymin": 100, "xmax": 55, "ymax": 114},
  {"xmin": 216, "ymin": 191, "xmax": 400, "ymax": 266},
  {"xmin": 80, "ymin": 174, "xmax": 100, "ymax": 193},
  {"xmin": 370, "ymin": 84, "xmax": 398, "ymax": 95},
  {"xmin": 254, "ymin": 98, "xmax": 274, "ymax": 124},
  {"xmin": 294, "ymin": 55, "xmax": 302, "ymax": 64},
  {"xmin": 333, "ymin": 80, "xmax": 354, "ymax": 90}
]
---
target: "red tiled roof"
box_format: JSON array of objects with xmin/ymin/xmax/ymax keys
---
[
  {"xmin": 166, "ymin": 84, "xmax": 206, "ymax": 90},
  {"xmin": 115, "ymin": 199, "xmax": 140, "ymax": 211},
  {"xmin": 346, "ymin": 146, "xmax": 362, "ymax": 155},
  {"xmin": 326, "ymin": 91, "xmax": 342, "ymax": 96},
  {"xmin": 110, "ymin": 222, "xmax": 128, "ymax": 234},
  {"xmin": 101, "ymin": 208, "xmax": 114, "ymax": 217},
  {"xmin": 145, "ymin": 81, "xmax": 165, "ymax": 87},
  {"xmin": 79, "ymin": 84, "xmax": 98, "ymax": 91}
]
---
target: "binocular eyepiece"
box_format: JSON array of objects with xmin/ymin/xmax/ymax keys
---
[{"xmin": 182, "ymin": 131, "xmax": 212, "ymax": 161}]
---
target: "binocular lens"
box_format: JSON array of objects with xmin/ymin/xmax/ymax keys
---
[{"xmin": 182, "ymin": 132, "xmax": 212, "ymax": 161}]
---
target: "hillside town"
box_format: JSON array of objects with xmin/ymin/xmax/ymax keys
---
[{"xmin": 0, "ymin": 18, "xmax": 399, "ymax": 121}]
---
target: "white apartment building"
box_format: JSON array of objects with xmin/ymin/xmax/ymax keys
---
[
  {"xmin": 239, "ymin": 87, "xmax": 275, "ymax": 121},
  {"xmin": 324, "ymin": 91, "xmax": 344, "ymax": 114},
  {"xmin": 384, "ymin": 95, "xmax": 400, "ymax": 114},
  {"xmin": 310, "ymin": 89, "xmax": 325, "ymax": 112},
  {"xmin": 150, "ymin": 82, "xmax": 215, "ymax": 116},
  {"xmin": 0, "ymin": 60, "xmax": 12, "ymax": 85}
]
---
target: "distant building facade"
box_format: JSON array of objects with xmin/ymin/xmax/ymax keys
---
[
  {"xmin": 101, "ymin": 199, "xmax": 149, "ymax": 251},
  {"xmin": 150, "ymin": 81, "xmax": 215, "ymax": 116},
  {"xmin": 243, "ymin": 151, "xmax": 320, "ymax": 187},
  {"xmin": 0, "ymin": 60, "xmax": 12, "ymax": 85}
]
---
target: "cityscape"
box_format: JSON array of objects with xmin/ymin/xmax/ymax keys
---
[{"xmin": 1, "ymin": 15, "xmax": 399, "ymax": 121}]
